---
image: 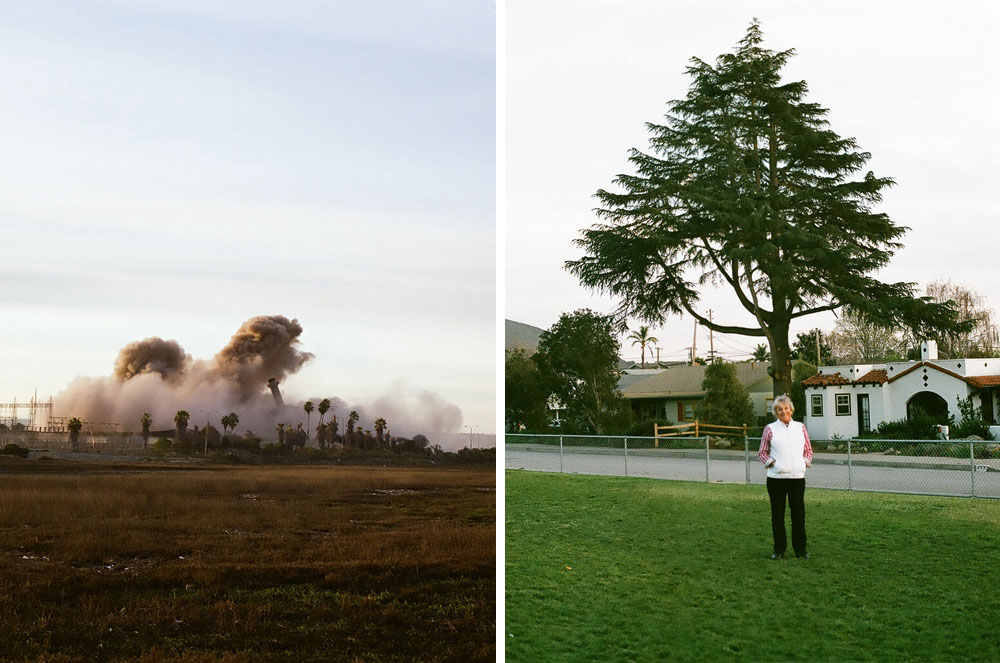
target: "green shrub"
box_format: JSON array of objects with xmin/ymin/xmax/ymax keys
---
[
  {"xmin": 951, "ymin": 395, "xmax": 995, "ymax": 440},
  {"xmin": 1, "ymin": 443, "xmax": 29, "ymax": 458},
  {"xmin": 874, "ymin": 407, "xmax": 940, "ymax": 440},
  {"xmin": 625, "ymin": 417, "xmax": 671, "ymax": 438},
  {"xmin": 150, "ymin": 438, "xmax": 173, "ymax": 455}
]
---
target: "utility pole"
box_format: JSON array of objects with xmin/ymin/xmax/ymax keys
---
[
  {"xmin": 708, "ymin": 309, "xmax": 715, "ymax": 364},
  {"xmin": 200, "ymin": 409, "xmax": 217, "ymax": 455},
  {"xmin": 692, "ymin": 320, "xmax": 698, "ymax": 365},
  {"xmin": 815, "ymin": 329, "xmax": 822, "ymax": 367}
]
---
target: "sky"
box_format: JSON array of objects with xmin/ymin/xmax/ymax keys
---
[
  {"xmin": 505, "ymin": 0, "xmax": 1000, "ymax": 365},
  {"xmin": 0, "ymin": 1, "xmax": 496, "ymax": 438}
]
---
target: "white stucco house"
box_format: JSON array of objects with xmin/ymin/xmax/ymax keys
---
[{"xmin": 801, "ymin": 341, "xmax": 1000, "ymax": 440}]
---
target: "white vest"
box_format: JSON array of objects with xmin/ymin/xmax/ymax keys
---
[{"xmin": 765, "ymin": 420, "xmax": 808, "ymax": 479}]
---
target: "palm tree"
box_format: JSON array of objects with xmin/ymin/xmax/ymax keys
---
[
  {"xmin": 318, "ymin": 398, "xmax": 331, "ymax": 426},
  {"xmin": 276, "ymin": 422, "xmax": 286, "ymax": 446},
  {"xmin": 347, "ymin": 410, "xmax": 359, "ymax": 447},
  {"xmin": 303, "ymin": 401, "xmax": 314, "ymax": 439},
  {"xmin": 627, "ymin": 325, "xmax": 659, "ymax": 367},
  {"xmin": 140, "ymin": 412, "xmax": 152, "ymax": 450},
  {"xmin": 329, "ymin": 414, "xmax": 339, "ymax": 445},
  {"xmin": 374, "ymin": 418, "xmax": 387, "ymax": 447},
  {"xmin": 221, "ymin": 412, "xmax": 239, "ymax": 448},
  {"xmin": 174, "ymin": 410, "xmax": 190, "ymax": 444},
  {"xmin": 752, "ymin": 344, "xmax": 771, "ymax": 362},
  {"xmin": 67, "ymin": 417, "xmax": 83, "ymax": 451}
]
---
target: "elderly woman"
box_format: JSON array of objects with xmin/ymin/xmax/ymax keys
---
[{"xmin": 758, "ymin": 394, "xmax": 813, "ymax": 560}]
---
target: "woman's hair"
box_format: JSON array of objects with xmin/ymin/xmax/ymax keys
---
[{"xmin": 772, "ymin": 394, "xmax": 794, "ymax": 416}]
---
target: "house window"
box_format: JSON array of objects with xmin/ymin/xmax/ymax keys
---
[
  {"xmin": 636, "ymin": 400, "xmax": 669, "ymax": 421},
  {"xmin": 835, "ymin": 393, "xmax": 851, "ymax": 416},
  {"xmin": 810, "ymin": 394, "xmax": 823, "ymax": 417},
  {"xmin": 676, "ymin": 402, "xmax": 695, "ymax": 422}
]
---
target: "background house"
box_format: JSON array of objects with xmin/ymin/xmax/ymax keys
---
[
  {"xmin": 617, "ymin": 362, "xmax": 772, "ymax": 425},
  {"xmin": 802, "ymin": 341, "xmax": 1000, "ymax": 439}
]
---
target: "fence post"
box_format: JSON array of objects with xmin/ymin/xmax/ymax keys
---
[
  {"xmin": 559, "ymin": 435, "xmax": 564, "ymax": 473},
  {"xmin": 744, "ymin": 435, "xmax": 750, "ymax": 484},
  {"xmin": 970, "ymin": 441, "xmax": 976, "ymax": 498},
  {"xmin": 624, "ymin": 437, "xmax": 629, "ymax": 477},
  {"xmin": 847, "ymin": 438, "xmax": 853, "ymax": 492},
  {"xmin": 705, "ymin": 435, "xmax": 710, "ymax": 483}
]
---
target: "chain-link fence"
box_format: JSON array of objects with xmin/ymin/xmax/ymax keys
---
[{"xmin": 506, "ymin": 433, "xmax": 1000, "ymax": 498}]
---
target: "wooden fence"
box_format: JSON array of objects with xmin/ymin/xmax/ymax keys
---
[{"xmin": 652, "ymin": 420, "xmax": 748, "ymax": 448}]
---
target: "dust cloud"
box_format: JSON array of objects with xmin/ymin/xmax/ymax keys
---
[{"xmin": 54, "ymin": 315, "xmax": 464, "ymax": 444}]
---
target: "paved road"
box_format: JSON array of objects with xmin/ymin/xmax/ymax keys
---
[{"xmin": 505, "ymin": 445, "xmax": 1000, "ymax": 498}]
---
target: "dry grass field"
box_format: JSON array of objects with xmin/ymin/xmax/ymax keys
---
[{"xmin": 0, "ymin": 458, "xmax": 495, "ymax": 662}]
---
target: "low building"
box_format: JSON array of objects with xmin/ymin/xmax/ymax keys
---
[
  {"xmin": 617, "ymin": 361, "xmax": 772, "ymax": 424},
  {"xmin": 801, "ymin": 341, "xmax": 1000, "ymax": 439}
]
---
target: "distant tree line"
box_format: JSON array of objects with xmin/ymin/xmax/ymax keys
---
[
  {"xmin": 506, "ymin": 309, "xmax": 759, "ymax": 436},
  {"xmin": 54, "ymin": 402, "xmax": 436, "ymax": 456}
]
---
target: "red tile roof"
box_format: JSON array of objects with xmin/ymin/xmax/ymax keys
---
[
  {"xmin": 803, "ymin": 363, "xmax": 1000, "ymax": 389},
  {"xmin": 854, "ymin": 369, "xmax": 888, "ymax": 384},
  {"xmin": 801, "ymin": 372, "xmax": 851, "ymax": 387},
  {"xmin": 967, "ymin": 375, "xmax": 1000, "ymax": 388}
]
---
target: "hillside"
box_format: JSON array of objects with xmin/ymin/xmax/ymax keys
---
[{"xmin": 505, "ymin": 319, "xmax": 545, "ymax": 353}]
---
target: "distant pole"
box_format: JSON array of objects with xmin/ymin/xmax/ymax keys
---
[
  {"xmin": 692, "ymin": 320, "xmax": 698, "ymax": 365},
  {"xmin": 708, "ymin": 309, "xmax": 715, "ymax": 364},
  {"xmin": 200, "ymin": 409, "xmax": 217, "ymax": 455}
]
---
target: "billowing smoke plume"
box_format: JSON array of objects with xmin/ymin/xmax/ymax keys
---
[
  {"xmin": 212, "ymin": 315, "xmax": 314, "ymax": 401},
  {"xmin": 369, "ymin": 386, "xmax": 464, "ymax": 437},
  {"xmin": 114, "ymin": 337, "xmax": 189, "ymax": 382},
  {"xmin": 54, "ymin": 315, "xmax": 465, "ymax": 445}
]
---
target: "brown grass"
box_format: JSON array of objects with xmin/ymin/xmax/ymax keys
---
[{"xmin": 0, "ymin": 461, "xmax": 495, "ymax": 662}]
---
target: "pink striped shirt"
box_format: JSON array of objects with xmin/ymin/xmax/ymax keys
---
[{"xmin": 758, "ymin": 423, "xmax": 813, "ymax": 465}]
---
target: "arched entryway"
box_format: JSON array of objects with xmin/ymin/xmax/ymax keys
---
[{"xmin": 906, "ymin": 391, "xmax": 949, "ymax": 421}]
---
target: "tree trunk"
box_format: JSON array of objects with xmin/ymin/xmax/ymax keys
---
[{"xmin": 769, "ymin": 321, "xmax": 794, "ymax": 398}]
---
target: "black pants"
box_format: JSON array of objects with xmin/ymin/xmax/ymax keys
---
[{"xmin": 766, "ymin": 477, "xmax": 806, "ymax": 555}]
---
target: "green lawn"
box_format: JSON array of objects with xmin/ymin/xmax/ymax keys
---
[{"xmin": 505, "ymin": 470, "xmax": 1000, "ymax": 662}]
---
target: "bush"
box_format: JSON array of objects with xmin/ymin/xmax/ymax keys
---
[
  {"xmin": 150, "ymin": 438, "xmax": 174, "ymax": 455},
  {"xmin": 1, "ymin": 443, "xmax": 29, "ymax": 458},
  {"xmin": 873, "ymin": 407, "xmax": 940, "ymax": 440},
  {"xmin": 951, "ymin": 395, "xmax": 995, "ymax": 440},
  {"xmin": 626, "ymin": 417, "xmax": 671, "ymax": 438},
  {"xmin": 695, "ymin": 362, "xmax": 754, "ymax": 427},
  {"xmin": 236, "ymin": 430, "xmax": 262, "ymax": 451}
]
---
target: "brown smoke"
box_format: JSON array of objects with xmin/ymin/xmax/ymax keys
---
[
  {"xmin": 211, "ymin": 315, "xmax": 314, "ymax": 401},
  {"xmin": 114, "ymin": 337, "xmax": 189, "ymax": 382},
  {"xmin": 53, "ymin": 314, "xmax": 466, "ymax": 446}
]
